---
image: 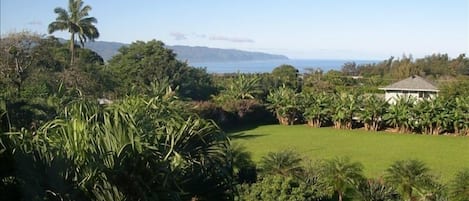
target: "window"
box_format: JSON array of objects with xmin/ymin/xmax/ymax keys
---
[{"xmin": 418, "ymin": 91, "xmax": 424, "ymax": 98}]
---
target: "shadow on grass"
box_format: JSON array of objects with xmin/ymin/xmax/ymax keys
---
[{"xmin": 228, "ymin": 132, "xmax": 266, "ymax": 140}]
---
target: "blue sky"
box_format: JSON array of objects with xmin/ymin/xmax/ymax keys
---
[{"xmin": 1, "ymin": 0, "xmax": 468, "ymax": 59}]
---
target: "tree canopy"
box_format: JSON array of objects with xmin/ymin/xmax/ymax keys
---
[{"xmin": 108, "ymin": 40, "xmax": 215, "ymax": 100}]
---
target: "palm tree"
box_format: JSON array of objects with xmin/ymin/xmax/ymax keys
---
[
  {"xmin": 321, "ymin": 157, "xmax": 364, "ymax": 201},
  {"xmin": 385, "ymin": 160, "xmax": 433, "ymax": 201},
  {"xmin": 48, "ymin": 0, "xmax": 99, "ymax": 65},
  {"xmin": 449, "ymin": 169, "xmax": 469, "ymax": 201},
  {"xmin": 359, "ymin": 95, "xmax": 388, "ymax": 131},
  {"xmin": 260, "ymin": 150, "xmax": 303, "ymax": 177}
]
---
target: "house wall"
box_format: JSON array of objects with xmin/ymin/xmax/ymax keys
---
[{"xmin": 384, "ymin": 90, "xmax": 437, "ymax": 104}]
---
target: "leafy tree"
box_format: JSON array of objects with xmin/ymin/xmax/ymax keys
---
[
  {"xmin": 267, "ymin": 85, "xmax": 301, "ymax": 125},
  {"xmin": 320, "ymin": 157, "xmax": 364, "ymax": 201},
  {"xmin": 385, "ymin": 160, "xmax": 434, "ymax": 201},
  {"xmin": 260, "ymin": 150, "xmax": 303, "ymax": 177},
  {"xmin": 48, "ymin": 0, "xmax": 99, "ymax": 65},
  {"xmin": 302, "ymin": 68, "xmax": 336, "ymax": 93},
  {"xmin": 108, "ymin": 40, "xmax": 215, "ymax": 100},
  {"xmin": 439, "ymin": 78, "xmax": 469, "ymax": 100},
  {"xmin": 341, "ymin": 62, "xmax": 359, "ymax": 76},
  {"xmin": 389, "ymin": 54, "xmax": 421, "ymax": 79},
  {"xmin": 0, "ymin": 32, "xmax": 42, "ymax": 98},
  {"xmin": 271, "ymin": 64, "xmax": 300, "ymax": 90}
]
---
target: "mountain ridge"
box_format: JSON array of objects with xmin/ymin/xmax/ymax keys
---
[{"xmin": 81, "ymin": 40, "xmax": 288, "ymax": 62}]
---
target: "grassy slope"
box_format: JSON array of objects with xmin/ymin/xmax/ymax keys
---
[{"xmin": 230, "ymin": 125, "xmax": 469, "ymax": 182}]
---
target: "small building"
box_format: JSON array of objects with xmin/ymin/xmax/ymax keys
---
[{"xmin": 379, "ymin": 75, "xmax": 439, "ymax": 104}]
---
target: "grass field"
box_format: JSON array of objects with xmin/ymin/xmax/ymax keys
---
[{"xmin": 229, "ymin": 124, "xmax": 469, "ymax": 182}]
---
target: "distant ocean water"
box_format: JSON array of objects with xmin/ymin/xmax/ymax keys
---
[{"xmin": 189, "ymin": 59, "xmax": 378, "ymax": 73}]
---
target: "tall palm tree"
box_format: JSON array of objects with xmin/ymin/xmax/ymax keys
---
[
  {"xmin": 321, "ymin": 157, "xmax": 364, "ymax": 201},
  {"xmin": 48, "ymin": 0, "xmax": 99, "ymax": 65},
  {"xmin": 385, "ymin": 160, "xmax": 433, "ymax": 201}
]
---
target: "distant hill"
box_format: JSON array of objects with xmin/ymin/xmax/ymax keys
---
[
  {"xmin": 169, "ymin": 45, "xmax": 288, "ymax": 62},
  {"xmin": 81, "ymin": 40, "xmax": 288, "ymax": 62}
]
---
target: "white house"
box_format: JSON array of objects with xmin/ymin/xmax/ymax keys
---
[{"xmin": 379, "ymin": 75, "xmax": 439, "ymax": 104}]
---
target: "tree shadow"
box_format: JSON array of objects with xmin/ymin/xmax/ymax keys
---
[{"xmin": 227, "ymin": 132, "xmax": 266, "ymax": 140}]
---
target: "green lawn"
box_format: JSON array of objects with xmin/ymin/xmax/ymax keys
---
[{"xmin": 230, "ymin": 124, "xmax": 469, "ymax": 182}]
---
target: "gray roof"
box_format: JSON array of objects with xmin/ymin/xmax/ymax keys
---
[{"xmin": 379, "ymin": 75, "xmax": 439, "ymax": 92}]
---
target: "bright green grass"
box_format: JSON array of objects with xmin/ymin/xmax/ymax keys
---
[{"xmin": 230, "ymin": 125, "xmax": 469, "ymax": 182}]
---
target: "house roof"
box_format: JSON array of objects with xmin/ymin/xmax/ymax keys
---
[{"xmin": 379, "ymin": 75, "xmax": 439, "ymax": 92}]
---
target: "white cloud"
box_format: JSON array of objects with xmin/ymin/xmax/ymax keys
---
[
  {"xmin": 209, "ymin": 35, "xmax": 254, "ymax": 43},
  {"xmin": 170, "ymin": 32, "xmax": 187, "ymax": 40}
]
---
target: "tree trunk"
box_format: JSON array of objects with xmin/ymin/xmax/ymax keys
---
[
  {"xmin": 307, "ymin": 119, "xmax": 315, "ymax": 127},
  {"xmin": 70, "ymin": 32, "xmax": 75, "ymax": 65},
  {"xmin": 338, "ymin": 191, "xmax": 343, "ymax": 201}
]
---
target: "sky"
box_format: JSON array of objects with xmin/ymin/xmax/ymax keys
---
[{"xmin": 1, "ymin": 0, "xmax": 468, "ymax": 60}]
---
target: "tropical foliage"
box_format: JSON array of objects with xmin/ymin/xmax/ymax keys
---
[
  {"xmin": 383, "ymin": 96, "xmax": 415, "ymax": 133},
  {"xmin": 355, "ymin": 179, "xmax": 400, "ymax": 201},
  {"xmin": 213, "ymin": 73, "xmax": 262, "ymax": 118},
  {"xmin": 449, "ymin": 169, "xmax": 469, "ymax": 201},
  {"xmin": 1, "ymin": 83, "xmax": 233, "ymax": 200},
  {"xmin": 301, "ymin": 91, "xmax": 330, "ymax": 127},
  {"xmin": 330, "ymin": 93, "xmax": 360, "ymax": 129},
  {"xmin": 108, "ymin": 40, "xmax": 215, "ymax": 100},
  {"xmin": 359, "ymin": 95, "xmax": 388, "ymax": 131},
  {"xmin": 385, "ymin": 160, "xmax": 436, "ymax": 201},
  {"xmin": 2, "ymin": 0, "xmax": 468, "ymax": 199},
  {"xmin": 267, "ymin": 85, "xmax": 301, "ymax": 125},
  {"xmin": 259, "ymin": 150, "xmax": 303, "ymax": 177},
  {"xmin": 320, "ymin": 157, "xmax": 364, "ymax": 201}
]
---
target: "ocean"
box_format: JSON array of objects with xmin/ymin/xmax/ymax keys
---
[{"xmin": 189, "ymin": 59, "xmax": 378, "ymax": 73}]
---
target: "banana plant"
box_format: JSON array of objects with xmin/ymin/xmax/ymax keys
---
[
  {"xmin": 414, "ymin": 97, "xmax": 449, "ymax": 135},
  {"xmin": 301, "ymin": 91, "xmax": 331, "ymax": 127},
  {"xmin": 449, "ymin": 97, "xmax": 469, "ymax": 136},
  {"xmin": 267, "ymin": 85, "xmax": 301, "ymax": 125},
  {"xmin": 383, "ymin": 96, "xmax": 415, "ymax": 133},
  {"xmin": 331, "ymin": 93, "xmax": 361, "ymax": 129},
  {"xmin": 359, "ymin": 95, "xmax": 388, "ymax": 131}
]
